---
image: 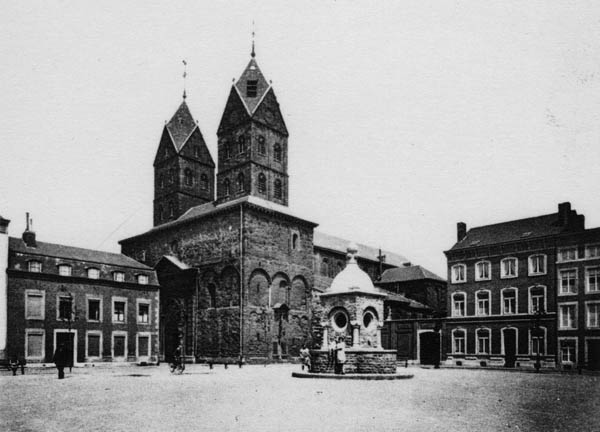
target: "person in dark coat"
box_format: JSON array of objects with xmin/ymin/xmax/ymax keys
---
[{"xmin": 53, "ymin": 343, "xmax": 68, "ymax": 379}]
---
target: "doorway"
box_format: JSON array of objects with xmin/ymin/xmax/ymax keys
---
[
  {"xmin": 587, "ymin": 340, "xmax": 600, "ymax": 370},
  {"xmin": 54, "ymin": 331, "xmax": 76, "ymax": 367},
  {"xmin": 503, "ymin": 328, "xmax": 517, "ymax": 368},
  {"xmin": 419, "ymin": 331, "xmax": 440, "ymax": 365}
]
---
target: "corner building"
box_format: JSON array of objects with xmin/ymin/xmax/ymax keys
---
[{"xmin": 120, "ymin": 52, "xmax": 408, "ymax": 362}]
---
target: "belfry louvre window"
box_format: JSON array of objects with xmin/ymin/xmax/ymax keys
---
[
  {"xmin": 223, "ymin": 179, "xmax": 231, "ymax": 196},
  {"xmin": 246, "ymin": 80, "xmax": 258, "ymax": 97},
  {"xmin": 274, "ymin": 179, "xmax": 282, "ymax": 199},
  {"xmin": 258, "ymin": 173, "xmax": 266, "ymax": 194},
  {"xmin": 237, "ymin": 173, "xmax": 245, "ymax": 193},
  {"xmin": 200, "ymin": 174, "xmax": 208, "ymax": 191},
  {"xmin": 184, "ymin": 169, "xmax": 193, "ymax": 186},
  {"xmin": 274, "ymin": 144, "xmax": 282, "ymax": 162}
]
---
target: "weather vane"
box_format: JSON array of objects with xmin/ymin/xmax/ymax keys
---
[
  {"xmin": 251, "ymin": 21, "xmax": 256, "ymax": 58},
  {"xmin": 182, "ymin": 59, "xmax": 187, "ymax": 99}
]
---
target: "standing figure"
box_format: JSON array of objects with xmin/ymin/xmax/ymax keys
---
[
  {"xmin": 299, "ymin": 344, "xmax": 311, "ymax": 372},
  {"xmin": 53, "ymin": 343, "xmax": 69, "ymax": 379},
  {"xmin": 328, "ymin": 337, "xmax": 337, "ymax": 372},
  {"xmin": 335, "ymin": 337, "xmax": 346, "ymax": 375}
]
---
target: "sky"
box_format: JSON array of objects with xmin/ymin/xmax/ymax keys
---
[{"xmin": 1, "ymin": 1, "xmax": 600, "ymax": 277}]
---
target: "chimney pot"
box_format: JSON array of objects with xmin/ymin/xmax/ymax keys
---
[
  {"xmin": 22, "ymin": 212, "xmax": 36, "ymax": 247},
  {"xmin": 558, "ymin": 202, "xmax": 571, "ymax": 226},
  {"xmin": 457, "ymin": 222, "xmax": 467, "ymax": 242}
]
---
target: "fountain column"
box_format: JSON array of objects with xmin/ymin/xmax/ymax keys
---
[
  {"xmin": 351, "ymin": 321, "xmax": 360, "ymax": 348},
  {"xmin": 321, "ymin": 322, "xmax": 329, "ymax": 350},
  {"xmin": 376, "ymin": 324, "xmax": 383, "ymax": 348}
]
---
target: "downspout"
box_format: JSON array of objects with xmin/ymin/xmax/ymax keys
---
[{"xmin": 239, "ymin": 203, "xmax": 244, "ymax": 361}]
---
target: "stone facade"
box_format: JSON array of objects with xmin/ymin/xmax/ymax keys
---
[{"xmin": 310, "ymin": 349, "xmax": 397, "ymax": 374}]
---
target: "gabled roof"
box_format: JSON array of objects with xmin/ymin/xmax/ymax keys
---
[
  {"xmin": 9, "ymin": 237, "xmax": 152, "ymax": 270},
  {"xmin": 313, "ymin": 231, "xmax": 408, "ymax": 267},
  {"xmin": 166, "ymin": 100, "xmax": 198, "ymax": 152},
  {"xmin": 449, "ymin": 213, "xmax": 563, "ymax": 251},
  {"xmin": 234, "ymin": 58, "xmax": 270, "ymax": 114},
  {"xmin": 379, "ymin": 265, "xmax": 446, "ymax": 284},
  {"xmin": 380, "ymin": 290, "xmax": 431, "ymax": 310}
]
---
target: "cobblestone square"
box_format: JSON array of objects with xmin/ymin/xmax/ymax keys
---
[{"xmin": 1, "ymin": 365, "xmax": 598, "ymax": 432}]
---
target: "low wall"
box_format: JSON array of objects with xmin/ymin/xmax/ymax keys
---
[{"xmin": 310, "ymin": 349, "xmax": 397, "ymax": 374}]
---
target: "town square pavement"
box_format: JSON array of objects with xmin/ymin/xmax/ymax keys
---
[{"xmin": 1, "ymin": 364, "xmax": 598, "ymax": 432}]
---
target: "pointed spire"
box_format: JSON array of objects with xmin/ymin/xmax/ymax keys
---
[
  {"xmin": 182, "ymin": 59, "xmax": 188, "ymax": 99},
  {"xmin": 251, "ymin": 21, "xmax": 256, "ymax": 58}
]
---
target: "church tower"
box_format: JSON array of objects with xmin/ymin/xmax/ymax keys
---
[
  {"xmin": 153, "ymin": 96, "xmax": 215, "ymax": 226},
  {"xmin": 216, "ymin": 46, "xmax": 289, "ymax": 206}
]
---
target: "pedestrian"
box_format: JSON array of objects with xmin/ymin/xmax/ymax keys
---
[
  {"xmin": 53, "ymin": 343, "xmax": 68, "ymax": 379},
  {"xmin": 328, "ymin": 337, "xmax": 337, "ymax": 372},
  {"xmin": 9, "ymin": 356, "xmax": 18, "ymax": 376},
  {"xmin": 335, "ymin": 337, "xmax": 346, "ymax": 375},
  {"xmin": 299, "ymin": 344, "xmax": 311, "ymax": 372}
]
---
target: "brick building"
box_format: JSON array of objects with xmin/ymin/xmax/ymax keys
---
[
  {"xmin": 443, "ymin": 202, "xmax": 600, "ymax": 370},
  {"xmin": 119, "ymin": 50, "xmax": 409, "ymax": 363},
  {"xmin": 0, "ymin": 216, "xmax": 159, "ymax": 365}
]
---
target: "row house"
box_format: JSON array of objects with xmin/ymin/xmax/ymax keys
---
[
  {"xmin": 0, "ymin": 214, "xmax": 160, "ymax": 366},
  {"xmin": 443, "ymin": 202, "xmax": 586, "ymax": 369}
]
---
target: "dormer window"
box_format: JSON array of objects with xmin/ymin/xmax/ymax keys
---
[
  {"xmin": 58, "ymin": 264, "xmax": 72, "ymax": 277},
  {"xmin": 87, "ymin": 268, "xmax": 100, "ymax": 279},
  {"xmin": 28, "ymin": 261, "xmax": 42, "ymax": 273},
  {"xmin": 113, "ymin": 271, "xmax": 125, "ymax": 282},
  {"xmin": 137, "ymin": 274, "xmax": 149, "ymax": 285},
  {"xmin": 246, "ymin": 80, "xmax": 258, "ymax": 97}
]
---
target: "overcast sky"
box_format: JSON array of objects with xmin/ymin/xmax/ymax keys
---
[{"xmin": 1, "ymin": 1, "xmax": 600, "ymax": 276}]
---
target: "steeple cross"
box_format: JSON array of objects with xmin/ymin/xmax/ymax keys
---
[{"xmin": 182, "ymin": 60, "xmax": 188, "ymax": 99}]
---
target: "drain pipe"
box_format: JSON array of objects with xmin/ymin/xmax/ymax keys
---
[{"xmin": 239, "ymin": 203, "xmax": 244, "ymax": 363}]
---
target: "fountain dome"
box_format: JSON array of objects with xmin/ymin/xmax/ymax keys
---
[{"xmin": 328, "ymin": 243, "xmax": 377, "ymax": 294}]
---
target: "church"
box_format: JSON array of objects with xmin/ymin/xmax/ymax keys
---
[{"xmin": 119, "ymin": 47, "xmax": 416, "ymax": 363}]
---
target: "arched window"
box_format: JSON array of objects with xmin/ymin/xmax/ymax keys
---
[
  {"xmin": 274, "ymin": 179, "xmax": 282, "ymax": 199},
  {"xmin": 169, "ymin": 169, "xmax": 176, "ymax": 184},
  {"xmin": 238, "ymin": 135, "xmax": 245, "ymax": 154},
  {"xmin": 529, "ymin": 285, "xmax": 546, "ymax": 314},
  {"xmin": 292, "ymin": 233, "xmax": 298, "ymax": 250},
  {"xmin": 237, "ymin": 172, "xmax": 245, "ymax": 193},
  {"xmin": 258, "ymin": 173, "xmax": 266, "ymax": 194},
  {"xmin": 158, "ymin": 205, "xmax": 164, "ymax": 221},
  {"xmin": 321, "ymin": 258, "xmax": 329, "ymax": 276},
  {"xmin": 168, "ymin": 201, "xmax": 175, "ymax": 218},
  {"xmin": 475, "ymin": 260, "xmax": 491, "ymax": 281},
  {"xmin": 200, "ymin": 173, "xmax": 208, "ymax": 191},
  {"xmin": 501, "ymin": 288, "xmax": 518, "ymax": 315},
  {"xmin": 225, "ymin": 143, "xmax": 231, "ymax": 160},
  {"xmin": 476, "ymin": 328, "xmax": 490, "ymax": 354},
  {"xmin": 274, "ymin": 144, "xmax": 282, "ymax": 162},
  {"xmin": 451, "ymin": 264, "xmax": 466, "ymax": 283},
  {"xmin": 452, "ymin": 328, "xmax": 466, "ymax": 354},
  {"xmin": 223, "ymin": 179, "xmax": 231, "ymax": 196},
  {"xmin": 476, "ymin": 290, "xmax": 490, "ymax": 316},
  {"xmin": 158, "ymin": 175, "xmax": 164, "ymax": 189},
  {"xmin": 184, "ymin": 168, "xmax": 193, "ymax": 186},
  {"xmin": 530, "ymin": 326, "xmax": 546, "ymax": 355},
  {"xmin": 452, "ymin": 292, "xmax": 466, "ymax": 317},
  {"xmin": 258, "ymin": 135, "xmax": 266, "ymax": 155}
]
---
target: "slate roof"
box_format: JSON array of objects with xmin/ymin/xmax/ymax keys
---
[
  {"xmin": 10, "ymin": 237, "xmax": 152, "ymax": 269},
  {"xmin": 449, "ymin": 213, "xmax": 563, "ymax": 251},
  {"xmin": 379, "ymin": 265, "xmax": 446, "ymax": 284},
  {"xmin": 382, "ymin": 291, "xmax": 431, "ymax": 310},
  {"xmin": 166, "ymin": 100, "xmax": 198, "ymax": 152},
  {"xmin": 313, "ymin": 231, "xmax": 408, "ymax": 267},
  {"xmin": 234, "ymin": 58, "xmax": 271, "ymax": 114}
]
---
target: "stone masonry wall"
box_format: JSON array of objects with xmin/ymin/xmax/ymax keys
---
[{"xmin": 310, "ymin": 349, "xmax": 397, "ymax": 374}]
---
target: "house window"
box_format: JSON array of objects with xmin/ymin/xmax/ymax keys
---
[
  {"xmin": 274, "ymin": 179, "xmax": 282, "ymax": 199},
  {"xmin": 223, "ymin": 179, "xmax": 231, "ymax": 196},
  {"xmin": 274, "ymin": 144, "xmax": 282, "ymax": 162},
  {"xmin": 138, "ymin": 302, "xmax": 150, "ymax": 324},
  {"xmin": 586, "ymin": 302, "xmax": 600, "ymax": 328},
  {"xmin": 184, "ymin": 168, "xmax": 193, "ymax": 186},
  {"xmin": 586, "ymin": 267, "xmax": 600, "ymax": 292},
  {"xmin": 452, "ymin": 292, "xmax": 466, "ymax": 317},
  {"xmin": 560, "ymin": 339, "xmax": 576, "ymax": 363},
  {"xmin": 502, "ymin": 289, "xmax": 517, "ymax": 315},
  {"xmin": 476, "ymin": 328, "xmax": 490, "ymax": 354},
  {"xmin": 87, "ymin": 268, "xmax": 100, "ymax": 279},
  {"xmin": 200, "ymin": 173, "xmax": 208, "ymax": 191},
  {"xmin": 246, "ymin": 80, "xmax": 258, "ymax": 97},
  {"xmin": 238, "ymin": 135, "xmax": 246, "ymax": 154},
  {"xmin": 585, "ymin": 244, "xmax": 600, "ymax": 259},
  {"xmin": 258, "ymin": 135, "xmax": 266, "ymax": 155},
  {"xmin": 451, "ymin": 264, "xmax": 466, "ymax": 283},
  {"xmin": 559, "ymin": 269, "xmax": 577, "ymax": 295},
  {"xmin": 475, "ymin": 261, "xmax": 491, "ymax": 281},
  {"xmin": 501, "ymin": 258, "xmax": 517, "ymax": 278},
  {"xmin": 137, "ymin": 274, "xmax": 149, "ymax": 285},
  {"xmin": 529, "ymin": 286, "xmax": 546, "ymax": 314},
  {"xmin": 559, "ymin": 304, "xmax": 577, "ymax": 329},
  {"xmin": 86, "ymin": 332, "xmax": 102, "ymax": 358},
  {"xmin": 113, "ymin": 300, "xmax": 126, "ymax": 323},
  {"xmin": 528, "ymin": 254, "xmax": 547, "ymax": 275},
  {"xmin": 237, "ymin": 172, "xmax": 245, "ymax": 193},
  {"xmin": 531, "ymin": 328, "xmax": 546, "ymax": 355},
  {"xmin": 558, "ymin": 247, "xmax": 578, "ymax": 262},
  {"xmin": 25, "ymin": 291, "xmax": 44, "ymax": 320},
  {"xmin": 258, "ymin": 173, "xmax": 266, "ymax": 194},
  {"xmin": 57, "ymin": 296, "xmax": 73, "ymax": 320},
  {"xmin": 25, "ymin": 329, "xmax": 44, "ymax": 360},
  {"xmin": 58, "ymin": 265, "xmax": 72, "ymax": 277},
  {"xmin": 112, "ymin": 332, "xmax": 127, "ymax": 359},
  {"xmin": 88, "ymin": 298, "xmax": 101, "ymax": 321},
  {"xmin": 453, "ymin": 329, "xmax": 466, "ymax": 354},
  {"xmin": 113, "ymin": 271, "xmax": 125, "ymax": 282},
  {"xmin": 28, "ymin": 261, "xmax": 42, "ymax": 273},
  {"xmin": 476, "ymin": 291, "xmax": 490, "ymax": 316}
]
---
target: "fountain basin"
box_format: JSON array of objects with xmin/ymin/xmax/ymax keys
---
[{"xmin": 309, "ymin": 348, "xmax": 398, "ymax": 374}]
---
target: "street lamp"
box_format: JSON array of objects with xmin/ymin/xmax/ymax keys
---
[
  {"xmin": 531, "ymin": 302, "xmax": 545, "ymax": 373},
  {"xmin": 59, "ymin": 289, "xmax": 77, "ymax": 372}
]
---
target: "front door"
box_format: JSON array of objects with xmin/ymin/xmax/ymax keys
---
[
  {"xmin": 419, "ymin": 332, "xmax": 440, "ymax": 366},
  {"xmin": 56, "ymin": 332, "xmax": 75, "ymax": 367},
  {"xmin": 587, "ymin": 340, "xmax": 600, "ymax": 370},
  {"xmin": 503, "ymin": 328, "xmax": 517, "ymax": 368}
]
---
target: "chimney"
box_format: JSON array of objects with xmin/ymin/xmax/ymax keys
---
[
  {"xmin": 457, "ymin": 222, "xmax": 467, "ymax": 242},
  {"xmin": 577, "ymin": 214, "xmax": 585, "ymax": 230},
  {"xmin": 22, "ymin": 212, "xmax": 36, "ymax": 248},
  {"xmin": 558, "ymin": 202, "xmax": 571, "ymax": 227},
  {"xmin": 0, "ymin": 214, "xmax": 9, "ymax": 360}
]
